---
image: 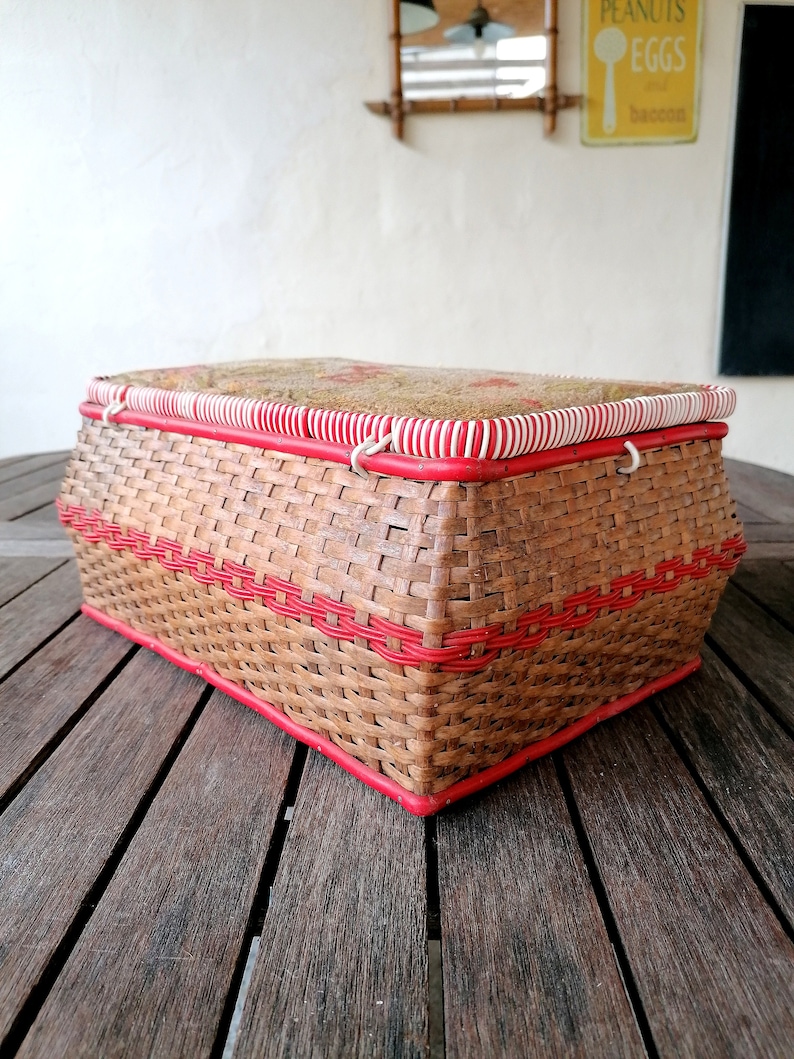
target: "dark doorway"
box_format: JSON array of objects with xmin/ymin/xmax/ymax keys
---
[{"xmin": 719, "ymin": 5, "xmax": 794, "ymax": 376}]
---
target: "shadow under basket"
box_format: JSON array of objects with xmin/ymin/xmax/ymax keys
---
[{"xmin": 59, "ymin": 361, "xmax": 745, "ymax": 814}]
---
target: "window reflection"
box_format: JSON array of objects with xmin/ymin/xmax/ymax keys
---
[{"xmin": 401, "ymin": 35, "xmax": 546, "ymax": 102}]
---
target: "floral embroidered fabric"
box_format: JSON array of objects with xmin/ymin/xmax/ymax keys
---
[{"xmin": 103, "ymin": 358, "xmax": 713, "ymax": 421}]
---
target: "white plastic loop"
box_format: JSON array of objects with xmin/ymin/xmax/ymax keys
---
[
  {"xmin": 101, "ymin": 400, "xmax": 127, "ymax": 425},
  {"xmin": 616, "ymin": 439, "xmax": 641, "ymax": 475},
  {"xmin": 350, "ymin": 432, "xmax": 393, "ymax": 477}
]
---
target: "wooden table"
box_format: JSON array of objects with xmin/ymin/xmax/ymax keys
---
[{"xmin": 1, "ymin": 451, "xmax": 793, "ymax": 1058}]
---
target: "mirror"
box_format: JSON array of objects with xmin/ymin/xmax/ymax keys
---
[
  {"xmin": 366, "ymin": 1, "xmax": 579, "ymax": 138},
  {"xmin": 401, "ymin": 2, "xmax": 547, "ymax": 106}
]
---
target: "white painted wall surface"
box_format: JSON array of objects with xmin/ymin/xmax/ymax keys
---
[{"xmin": 0, "ymin": 1, "xmax": 791, "ymax": 472}]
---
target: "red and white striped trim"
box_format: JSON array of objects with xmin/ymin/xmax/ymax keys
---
[{"xmin": 86, "ymin": 378, "xmax": 736, "ymax": 460}]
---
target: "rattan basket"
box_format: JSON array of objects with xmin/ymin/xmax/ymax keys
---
[{"xmin": 60, "ymin": 360, "xmax": 745, "ymax": 814}]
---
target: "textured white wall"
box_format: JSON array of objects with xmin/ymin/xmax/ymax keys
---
[{"xmin": 0, "ymin": 1, "xmax": 791, "ymax": 472}]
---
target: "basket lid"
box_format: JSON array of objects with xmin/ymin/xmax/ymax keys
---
[{"xmin": 87, "ymin": 358, "xmax": 735, "ymax": 461}]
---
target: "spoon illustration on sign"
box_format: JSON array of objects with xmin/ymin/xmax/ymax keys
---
[{"xmin": 594, "ymin": 27, "xmax": 627, "ymax": 134}]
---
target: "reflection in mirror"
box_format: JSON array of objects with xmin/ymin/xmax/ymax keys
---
[
  {"xmin": 401, "ymin": 1, "xmax": 546, "ymax": 103},
  {"xmin": 402, "ymin": 36, "xmax": 546, "ymax": 104},
  {"xmin": 400, "ymin": 0, "xmax": 440, "ymax": 34}
]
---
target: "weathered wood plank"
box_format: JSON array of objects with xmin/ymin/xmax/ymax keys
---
[
  {"xmin": 437, "ymin": 759, "xmax": 643, "ymax": 1058},
  {"xmin": 655, "ymin": 647, "xmax": 794, "ymax": 926},
  {"xmin": 707, "ymin": 581, "xmax": 794, "ymax": 730},
  {"xmin": 742, "ymin": 522, "xmax": 794, "ymax": 542},
  {"xmin": 0, "ymin": 522, "xmax": 72, "ymax": 540},
  {"xmin": 13, "ymin": 502, "xmax": 67, "ymax": 530},
  {"xmin": 0, "ymin": 461, "xmax": 66, "ymax": 503},
  {"xmin": 731, "ymin": 558, "xmax": 794, "ymax": 630},
  {"xmin": 0, "ymin": 506, "xmax": 70, "ymax": 563},
  {"xmin": 0, "ymin": 515, "xmax": 73, "ymax": 558},
  {"xmin": 0, "ymin": 615, "xmax": 133, "ymax": 806},
  {"xmin": 735, "ymin": 501, "xmax": 770, "ymax": 525},
  {"xmin": 0, "ymin": 454, "xmax": 28, "ymax": 471},
  {"xmin": 0, "ymin": 563, "xmax": 83, "ymax": 681},
  {"xmin": 745, "ymin": 541, "xmax": 794, "ymax": 560},
  {"xmin": 0, "ymin": 479, "xmax": 64, "ymax": 521},
  {"xmin": 0, "ymin": 454, "xmax": 68, "ymax": 488},
  {"xmin": 17, "ymin": 691, "xmax": 295, "ymax": 1059},
  {"xmin": 563, "ymin": 707, "xmax": 794, "ymax": 1058},
  {"xmin": 725, "ymin": 459, "xmax": 794, "ymax": 523},
  {"xmin": 0, "ymin": 557, "xmax": 65, "ymax": 609},
  {"xmin": 0, "ymin": 539, "xmax": 73, "ymax": 559},
  {"xmin": 232, "ymin": 753, "xmax": 428, "ymax": 1059},
  {"xmin": 0, "ymin": 652, "xmax": 205, "ymax": 1047}
]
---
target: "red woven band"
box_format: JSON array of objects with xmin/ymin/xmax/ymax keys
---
[{"xmin": 59, "ymin": 500, "xmax": 746, "ymax": 675}]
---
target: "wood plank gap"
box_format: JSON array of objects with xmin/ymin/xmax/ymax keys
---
[
  {"xmin": 0, "ymin": 617, "xmax": 136, "ymax": 809},
  {"xmin": 0, "ymin": 455, "xmax": 30, "ymax": 473},
  {"xmin": 0, "ymin": 646, "xmax": 139, "ymax": 819},
  {"xmin": 230, "ymin": 756, "xmax": 428, "ymax": 1058},
  {"xmin": 424, "ymin": 817, "xmax": 445, "ymax": 1059},
  {"xmin": 8, "ymin": 499, "xmax": 57, "ymax": 522},
  {"xmin": 0, "ymin": 480, "xmax": 65, "ymax": 522},
  {"xmin": 12, "ymin": 502, "xmax": 64, "ymax": 529},
  {"xmin": 425, "ymin": 816, "xmax": 442, "ymax": 940},
  {"xmin": 253, "ymin": 742, "xmax": 307, "ymax": 932},
  {"xmin": 725, "ymin": 460, "xmax": 794, "ymax": 523},
  {"xmin": 0, "ymin": 559, "xmax": 69, "ymax": 612},
  {"xmin": 562, "ymin": 708, "xmax": 794, "ymax": 1053},
  {"xmin": 0, "ymin": 682, "xmax": 213, "ymax": 1059},
  {"xmin": 552, "ymin": 752, "xmax": 658, "ymax": 1059},
  {"xmin": 0, "ymin": 563, "xmax": 84, "ymax": 682},
  {"xmin": 208, "ymin": 742, "xmax": 308, "ymax": 1059},
  {"xmin": 704, "ymin": 632, "xmax": 794, "ymax": 743},
  {"xmin": 0, "ymin": 462, "xmax": 67, "ymax": 503},
  {"xmin": 427, "ymin": 941, "xmax": 444, "ymax": 1059},
  {"xmin": 651, "ymin": 702, "xmax": 794, "ymax": 940},
  {"xmin": 0, "ymin": 454, "xmax": 68, "ymax": 488},
  {"xmin": 18, "ymin": 691, "xmax": 296, "ymax": 1059},
  {"xmin": 0, "ymin": 610, "xmax": 81, "ymax": 689},
  {"xmin": 729, "ymin": 572, "xmax": 794, "ymax": 636},
  {"xmin": 655, "ymin": 648, "xmax": 794, "ymax": 928},
  {"xmin": 221, "ymin": 937, "xmax": 262, "ymax": 1059},
  {"xmin": 734, "ymin": 502, "xmax": 773, "ymax": 525},
  {"xmin": 708, "ymin": 583, "xmax": 794, "ymax": 732},
  {"xmin": 607, "ymin": 942, "xmax": 650, "ymax": 1059}
]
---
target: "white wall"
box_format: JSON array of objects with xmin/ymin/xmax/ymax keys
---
[{"xmin": 1, "ymin": 1, "xmax": 791, "ymax": 473}]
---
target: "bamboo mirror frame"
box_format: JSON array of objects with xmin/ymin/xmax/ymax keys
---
[{"xmin": 366, "ymin": 0, "xmax": 580, "ymax": 139}]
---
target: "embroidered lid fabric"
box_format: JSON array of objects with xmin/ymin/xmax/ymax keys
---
[{"xmin": 87, "ymin": 359, "xmax": 736, "ymax": 461}]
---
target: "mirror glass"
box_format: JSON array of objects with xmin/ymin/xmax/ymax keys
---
[{"xmin": 401, "ymin": 2, "xmax": 547, "ymax": 103}]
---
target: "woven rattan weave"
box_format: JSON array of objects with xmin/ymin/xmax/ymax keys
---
[{"xmin": 60, "ymin": 409, "xmax": 744, "ymax": 807}]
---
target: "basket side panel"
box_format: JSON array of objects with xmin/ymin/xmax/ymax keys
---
[{"xmin": 60, "ymin": 422, "xmax": 743, "ymax": 797}]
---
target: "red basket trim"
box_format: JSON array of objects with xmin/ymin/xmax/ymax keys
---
[
  {"xmin": 60, "ymin": 501, "xmax": 746, "ymax": 675},
  {"xmin": 86, "ymin": 377, "xmax": 736, "ymax": 460},
  {"xmin": 81, "ymin": 599, "xmax": 704, "ymax": 816}
]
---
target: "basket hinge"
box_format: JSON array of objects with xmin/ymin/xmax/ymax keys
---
[
  {"xmin": 101, "ymin": 400, "xmax": 127, "ymax": 425},
  {"xmin": 350, "ymin": 433, "xmax": 393, "ymax": 477},
  {"xmin": 616, "ymin": 440, "xmax": 641, "ymax": 475}
]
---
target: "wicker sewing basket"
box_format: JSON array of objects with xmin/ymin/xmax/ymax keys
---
[{"xmin": 60, "ymin": 359, "xmax": 745, "ymax": 814}]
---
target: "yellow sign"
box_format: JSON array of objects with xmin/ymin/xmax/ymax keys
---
[{"xmin": 582, "ymin": 0, "xmax": 702, "ymax": 145}]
